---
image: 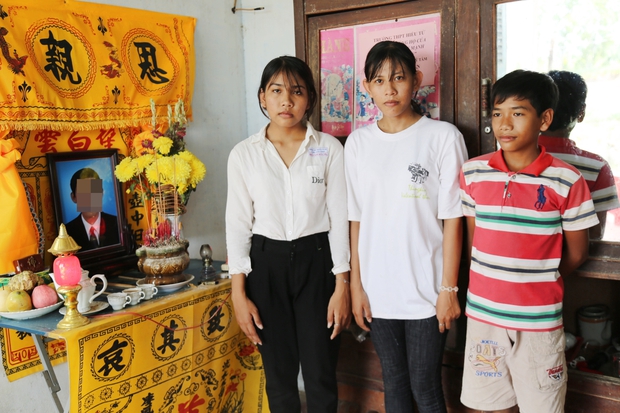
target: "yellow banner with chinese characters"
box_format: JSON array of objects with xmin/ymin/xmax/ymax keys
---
[
  {"xmin": 0, "ymin": 327, "xmax": 67, "ymax": 381},
  {"xmin": 49, "ymin": 283, "xmax": 269, "ymax": 413},
  {"xmin": 0, "ymin": 0, "xmax": 195, "ymax": 131}
]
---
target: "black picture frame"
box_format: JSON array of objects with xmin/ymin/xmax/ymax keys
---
[{"xmin": 47, "ymin": 149, "xmax": 134, "ymax": 272}]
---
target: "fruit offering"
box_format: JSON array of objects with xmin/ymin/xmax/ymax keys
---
[
  {"xmin": 0, "ymin": 287, "xmax": 10, "ymax": 312},
  {"xmin": 5, "ymin": 290, "xmax": 33, "ymax": 312},
  {"xmin": 0, "ymin": 271, "xmax": 60, "ymax": 313},
  {"xmin": 31, "ymin": 285, "xmax": 59, "ymax": 309},
  {"xmin": 7, "ymin": 271, "xmax": 43, "ymax": 294}
]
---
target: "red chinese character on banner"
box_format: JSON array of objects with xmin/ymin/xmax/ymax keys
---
[
  {"xmin": 34, "ymin": 130, "xmax": 60, "ymax": 153},
  {"xmin": 50, "ymin": 340, "xmax": 66, "ymax": 355},
  {"xmin": 10, "ymin": 346, "xmax": 38, "ymax": 363},
  {"xmin": 96, "ymin": 129, "xmax": 116, "ymax": 148},
  {"xmin": 67, "ymin": 131, "xmax": 91, "ymax": 151},
  {"xmin": 178, "ymin": 394, "xmax": 205, "ymax": 413}
]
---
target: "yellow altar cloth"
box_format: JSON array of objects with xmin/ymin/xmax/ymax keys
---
[
  {"xmin": 0, "ymin": 327, "xmax": 67, "ymax": 381},
  {"xmin": 47, "ymin": 281, "xmax": 268, "ymax": 413},
  {"xmin": 0, "ymin": 0, "xmax": 195, "ymax": 131},
  {"xmin": 0, "ymin": 0, "xmax": 197, "ymax": 258},
  {"xmin": 0, "ymin": 136, "xmax": 39, "ymax": 273}
]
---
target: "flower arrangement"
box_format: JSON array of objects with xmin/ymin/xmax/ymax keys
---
[{"xmin": 115, "ymin": 99, "xmax": 206, "ymax": 248}]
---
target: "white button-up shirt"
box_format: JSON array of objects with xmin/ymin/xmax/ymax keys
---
[{"xmin": 226, "ymin": 122, "xmax": 350, "ymax": 276}]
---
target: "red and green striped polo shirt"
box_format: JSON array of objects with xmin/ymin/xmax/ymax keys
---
[{"xmin": 460, "ymin": 146, "xmax": 598, "ymax": 331}]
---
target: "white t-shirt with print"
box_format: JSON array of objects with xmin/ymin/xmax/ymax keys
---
[{"xmin": 345, "ymin": 116, "xmax": 467, "ymax": 319}]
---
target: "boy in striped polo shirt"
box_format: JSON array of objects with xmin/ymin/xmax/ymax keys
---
[
  {"xmin": 459, "ymin": 70, "xmax": 599, "ymax": 413},
  {"xmin": 539, "ymin": 70, "xmax": 619, "ymax": 240}
]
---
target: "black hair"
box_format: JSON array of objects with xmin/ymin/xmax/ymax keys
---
[
  {"xmin": 491, "ymin": 70, "xmax": 559, "ymax": 116},
  {"xmin": 257, "ymin": 56, "xmax": 317, "ymax": 119},
  {"xmin": 363, "ymin": 40, "xmax": 422, "ymax": 115},
  {"xmin": 70, "ymin": 168, "xmax": 100, "ymax": 195},
  {"xmin": 547, "ymin": 70, "xmax": 587, "ymax": 131}
]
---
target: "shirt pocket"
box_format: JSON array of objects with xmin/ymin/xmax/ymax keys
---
[{"xmin": 306, "ymin": 165, "xmax": 326, "ymax": 198}]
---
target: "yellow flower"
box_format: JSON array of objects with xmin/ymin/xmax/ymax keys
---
[
  {"xmin": 172, "ymin": 156, "xmax": 192, "ymax": 188},
  {"xmin": 115, "ymin": 99, "xmax": 208, "ymax": 246},
  {"xmin": 114, "ymin": 157, "xmax": 138, "ymax": 182},
  {"xmin": 135, "ymin": 154, "xmax": 155, "ymax": 172},
  {"xmin": 144, "ymin": 158, "xmax": 163, "ymax": 185},
  {"xmin": 153, "ymin": 137, "xmax": 174, "ymax": 155},
  {"xmin": 145, "ymin": 156, "xmax": 191, "ymax": 189},
  {"xmin": 178, "ymin": 151, "xmax": 206, "ymax": 188},
  {"xmin": 132, "ymin": 130, "xmax": 155, "ymax": 156}
]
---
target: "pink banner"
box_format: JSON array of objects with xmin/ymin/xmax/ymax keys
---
[
  {"xmin": 320, "ymin": 13, "xmax": 441, "ymax": 134},
  {"xmin": 320, "ymin": 28, "xmax": 354, "ymax": 137}
]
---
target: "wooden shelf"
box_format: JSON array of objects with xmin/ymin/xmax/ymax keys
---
[
  {"xmin": 575, "ymin": 241, "xmax": 620, "ymax": 281},
  {"xmin": 567, "ymin": 370, "xmax": 620, "ymax": 412}
]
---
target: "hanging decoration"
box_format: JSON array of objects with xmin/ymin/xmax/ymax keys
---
[
  {"xmin": 0, "ymin": 0, "xmax": 196, "ymax": 131},
  {"xmin": 1, "ymin": 0, "xmax": 197, "ymax": 262}
]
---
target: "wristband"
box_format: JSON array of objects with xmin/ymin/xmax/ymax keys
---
[
  {"xmin": 439, "ymin": 285, "xmax": 458, "ymax": 293},
  {"xmin": 336, "ymin": 277, "xmax": 349, "ymax": 284}
]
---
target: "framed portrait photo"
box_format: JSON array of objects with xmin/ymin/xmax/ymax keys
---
[{"xmin": 47, "ymin": 149, "xmax": 132, "ymax": 271}]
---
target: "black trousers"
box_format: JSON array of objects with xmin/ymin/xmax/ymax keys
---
[{"xmin": 246, "ymin": 232, "xmax": 340, "ymax": 413}]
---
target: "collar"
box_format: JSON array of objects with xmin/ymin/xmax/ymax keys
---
[
  {"xmin": 81, "ymin": 213, "xmax": 101, "ymax": 233},
  {"xmin": 538, "ymin": 134, "xmax": 577, "ymax": 150},
  {"xmin": 487, "ymin": 145, "xmax": 554, "ymax": 176},
  {"xmin": 251, "ymin": 121, "xmax": 319, "ymax": 147}
]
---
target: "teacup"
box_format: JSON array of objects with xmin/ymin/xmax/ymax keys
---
[
  {"xmin": 107, "ymin": 293, "xmax": 131, "ymax": 310},
  {"xmin": 138, "ymin": 283, "xmax": 159, "ymax": 300},
  {"xmin": 123, "ymin": 288, "xmax": 145, "ymax": 305}
]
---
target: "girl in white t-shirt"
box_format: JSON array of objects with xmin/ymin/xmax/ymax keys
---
[
  {"xmin": 345, "ymin": 41, "xmax": 467, "ymax": 412},
  {"xmin": 226, "ymin": 56, "xmax": 351, "ymax": 413}
]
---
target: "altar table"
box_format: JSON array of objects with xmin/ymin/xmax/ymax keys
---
[{"xmin": 0, "ymin": 261, "xmax": 269, "ymax": 413}]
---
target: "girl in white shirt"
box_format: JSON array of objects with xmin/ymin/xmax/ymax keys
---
[
  {"xmin": 226, "ymin": 56, "xmax": 350, "ymax": 413},
  {"xmin": 345, "ymin": 41, "xmax": 467, "ymax": 412}
]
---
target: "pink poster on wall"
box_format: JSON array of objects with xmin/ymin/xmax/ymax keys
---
[
  {"xmin": 320, "ymin": 13, "xmax": 441, "ymax": 135},
  {"xmin": 355, "ymin": 14, "xmax": 441, "ymax": 128},
  {"xmin": 320, "ymin": 28, "xmax": 354, "ymax": 136}
]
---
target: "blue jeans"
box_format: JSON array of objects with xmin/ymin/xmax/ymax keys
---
[{"xmin": 371, "ymin": 317, "xmax": 447, "ymax": 413}]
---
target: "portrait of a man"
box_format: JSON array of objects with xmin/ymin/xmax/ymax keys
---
[
  {"xmin": 64, "ymin": 167, "xmax": 120, "ymax": 251},
  {"xmin": 48, "ymin": 150, "xmax": 125, "ymax": 258}
]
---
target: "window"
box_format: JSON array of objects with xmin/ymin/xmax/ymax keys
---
[{"xmin": 496, "ymin": 0, "xmax": 620, "ymax": 241}]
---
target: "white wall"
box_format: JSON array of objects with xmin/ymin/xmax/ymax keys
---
[
  {"xmin": 241, "ymin": 0, "xmax": 297, "ymax": 137},
  {"xmin": 0, "ymin": 0, "xmax": 294, "ymax": 411}
]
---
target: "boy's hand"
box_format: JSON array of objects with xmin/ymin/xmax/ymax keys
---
[{"xmin": 559, "ymin": 229, "xmax": 589, "ymax": 277}]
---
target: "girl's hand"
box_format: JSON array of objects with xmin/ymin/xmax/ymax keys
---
[
  {"xmin": 231, "ymin": 273, "xmax": 263, "ymax": 345},
  {"xmin": 351, "ymin": 281, "xmax": 372, "ymax": 332},
  {"xmin": 231, "ymin": 289, "xmax": 263, "ymax": 346},
  {"xmin": 327, "ymin": 275, "xmax": 351, "ymax": 340},
  {"xmin": 436, "ymin": 290, "xmax": 460, "ymax": 333}
]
